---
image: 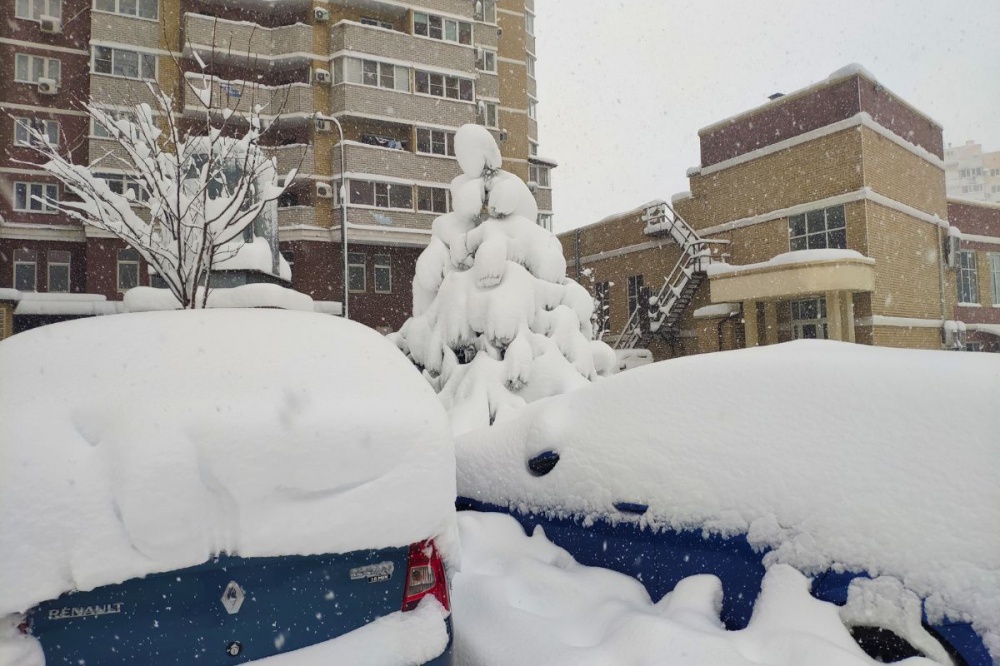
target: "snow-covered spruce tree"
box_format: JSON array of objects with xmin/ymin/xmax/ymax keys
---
[
  {"xmin": 392, "ymin": 125, "xmax": 616, "ymax": 434},
  {"xmin": 26, "ymin": 78, "xmax": 295, "ymax": 309}
]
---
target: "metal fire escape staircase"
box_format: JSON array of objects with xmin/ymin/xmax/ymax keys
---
[{"xmin": 612, "ymin": 202, "xmax": 714, "ymax": 351}]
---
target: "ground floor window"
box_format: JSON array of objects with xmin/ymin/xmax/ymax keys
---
[
  {"xmin": 989, "ymin": 253, "xmax": 1000, "ymax": 305},
  {"xmin": 14, "ymin": 249, "xmax": 37, "ymax": 291},
  {"xmin": 374, "ymin": 254, "xmax": 391, "ymax": 293},
  {"xmin": 790, "ymin": 297, "xmax": 828, "ymax": 340},
  {"xmin": 348, "ymin": 252, "xmax": 366, "ymax": 292},
  {"xmin": 957, "ymin": 251, "xmax": 978, "ymax": 304},
  {"xmin": 47, "ymin": 250, "xmax": 70, "ymax": 292},
  {"xmin": 627, "ymin": 274, "xmax": 644, "ymax": 318},
  {"xmin": 117, "ymin": 247, "xmax": 139, "ymax": 292}
]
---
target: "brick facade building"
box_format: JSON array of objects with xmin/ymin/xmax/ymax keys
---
[
  {"xmin": 1, "ymin": 0, "xmax": 552, "ymax": 338},
  {"xmin": 562, "ymin": 66, "xmax": 1000, "ymax": 360}
]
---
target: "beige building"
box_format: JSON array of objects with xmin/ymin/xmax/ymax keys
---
[
  {"xmin": 945, "ymin": 140, "xmax": 1000, "ymax": 204},
  {"xmin": 562, "ymin": 67, "xmax": 1000, "ymax": 360}
]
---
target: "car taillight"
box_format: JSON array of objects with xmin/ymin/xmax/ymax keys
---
[{"xmin": 402, "ymin": 540, "xmax": 449, "ymax": 612}]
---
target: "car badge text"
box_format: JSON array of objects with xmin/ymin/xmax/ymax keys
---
[
  {"xmin": 48, "ymin": 603, "xmax": 124, "ymax": 621},
  {"xmin": 349, "ymin": 562, "xmax": 394, "ymax": 583}
]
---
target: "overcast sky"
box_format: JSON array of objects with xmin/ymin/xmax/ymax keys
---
[{"xmin": 534, "ymin": 1, "xmax": 1000, "ymax": 232}]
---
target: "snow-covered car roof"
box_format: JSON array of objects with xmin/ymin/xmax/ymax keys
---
[
  {"xmin": 0, "ymin": 309, "xmax": 456, "ymax": 616},
  {"xmin": 455, "ymin": 341, "xmax": 1000, "ymax": 646}
]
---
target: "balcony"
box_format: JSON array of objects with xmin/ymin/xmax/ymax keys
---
[
  {"xmin": 266, "ymin": 144, "xmax": 314, "ymax": 176},
  {"xmin": 277, "ymin": 205, "xmax": 317, "ymax": 228},
  {"xmin": 183, "ymin": 13, "xmax": 313, "ymax": 68},
  {"xmin": 330, "ymin": 21, "xmax": 474, "ymax": 73},
  {"xmin": 183, "ymin": 73, "xmax": 314, "ymax": 118},
  {"xmin": 333, "ymin": 141, "xmax": 461, "ymax": 185},
  {"xmin": 331, "ymin": 84, "xmax": 475, "ymax": 129}
]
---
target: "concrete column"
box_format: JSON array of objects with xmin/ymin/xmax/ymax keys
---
[
  {"xmin": 841, "ymin": 293, "xmax": 856, "ymax": 343},
  {"xmin": 763, "ymin": 301, "xmax": 778, "ymax": 346},
  {"xmin": 826, "ymin": 291, "xmax": 843, "ymax": 342},
  {"xmin": 743, "ymin": 300, "xmax": 758, "ymax": 347}
]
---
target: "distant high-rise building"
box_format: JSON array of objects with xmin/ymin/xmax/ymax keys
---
[{"xmin": 945, "ymin": 140, "xmax": 1000, "ymax": 203}]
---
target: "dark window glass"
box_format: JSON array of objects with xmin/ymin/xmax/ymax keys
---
[
  {"xmin": 415, "ymin": 71, "xmax": 429, "ymax": 94},
  {"xmin": 389, "ymin": 184, "xmax": 412, "ymax": 209},
  {"xmin": 350, "ymin": 180, "xmax": 374, "ymax": 205}
]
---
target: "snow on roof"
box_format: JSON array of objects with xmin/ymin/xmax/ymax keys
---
[
  {"xmin": 560, "ymin": 199, "xmax": 667, "ymax": 236},
  {"xmin": 705, "ymin": 249, "xmax": 874, "ymax": 276},
  {"xmin": 0, "ymin": 289, "xmax": 22, "ymax": 302},
  {"xmin": 455, "ymin": 341, "xmax": 1000, "ymax": 648},
  {"xmin": 670, "ymin": 190, "xmax": 693, "ymax": 204},
  {"xmin": 0, "ymin": 310, "xmax": 456, "ymax": 615},
  {"xmin": 692, "ymin": 303, "xmax": 740, "ymax": 319},
  {"xmin": 123, "ymin": 284, "xmax": 314, "ymax": 312}
]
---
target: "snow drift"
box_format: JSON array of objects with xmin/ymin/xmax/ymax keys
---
[
  {"xmin": 455, "ymin": 341, "xmax": 1000, "ymax": 655},
  {"xmin": 0, "ymin": 310, "xmax": 457, "ymax": 617}
]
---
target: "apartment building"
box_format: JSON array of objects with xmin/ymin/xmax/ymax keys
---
[
  {"xmin": 562, "ymin": 66, "xmax": 1000, "ymax": 360},
  {"xmin": 0, "ymin": 0, "xmax": 552, "ymax": 337},
  {"xmin": 945, "ymin": 140, "xmax": 1000, "ymax": 204}
]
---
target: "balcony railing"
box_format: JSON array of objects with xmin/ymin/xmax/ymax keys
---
[
  {"xmin": 184, "ymin": 13, "xmax": 313, "ymax": 66},
  {"xmin": 330, "ymin": 84, "xmax": 475, "ymax": 129},
  {"xmin": 183, "ymin": 73, "xmax": 314, "ymax": 118},
  {"xmin": 330, "ymin": 21, "xmax": 474, "ymax": 73},
  {"xmin": 333, "ymin": 141, "xmax": 461, "ymax": 185}
]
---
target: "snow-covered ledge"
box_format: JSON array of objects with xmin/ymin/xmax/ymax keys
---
[{"xmin": 708, "ymin": 249, "xmax": 875, "ymax": 303}]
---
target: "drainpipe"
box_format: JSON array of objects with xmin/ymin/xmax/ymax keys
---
[
  {"xmin": 574, "ymin": 228, "xmax": 581, "ymax": 279},
  {"xmin": 937, "ymin": 223, "xmax": 947, "ymax": 346}
]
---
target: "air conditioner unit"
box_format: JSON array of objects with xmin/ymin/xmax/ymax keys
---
[
  {"xmin": 37, "ymin": 78, "xmax": 58, "ymax": 95},
  {"xmin": 314, "ymin": 68, "xmax": 331, "ymax": 84},
  {"xmin": 316, "ymin": 182, "xmax": 333, "ymax": 198},
  {"xmin": 315, "ymin": 118, "xmax": 331, "ymax": 133},
  {"xmin": 945, "ymin": 234, "xmax": 960, "ymax": 269},
  {"xmin": 39, "ymin": 15, "xmax": 62, "ymax": 33},
  {"xmin": 314, "ymin": 7, "xmax": 330, "ymax": 22}
]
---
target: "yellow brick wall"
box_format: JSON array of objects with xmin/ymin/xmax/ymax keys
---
[
  {"xmin": 861, "ymin": 126, "xmax": 947, "ymax": 218},
  {"xmin": 871, "ymin": 325, "xmax": 941, "ymax": 349},
  {"xmin": 0, "ymin": 304, "xmax": 12, "ymax": 341},
  {"xmin": 676, "ymin": 128, "xmax": 864, "ymax": 230}
]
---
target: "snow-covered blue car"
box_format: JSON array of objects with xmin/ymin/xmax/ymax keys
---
[
  {"xmin": 456, "ymin": 341, "xmax": 1000, "ymax": 665},
  {"xmin": 0, "ymin": 308, "xmax": 458, "ymax": 665}
]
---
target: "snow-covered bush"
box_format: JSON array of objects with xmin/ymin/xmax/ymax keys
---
[{"xmin": 392, "ymin": 125, "xmax": 616, "ymax": 434}]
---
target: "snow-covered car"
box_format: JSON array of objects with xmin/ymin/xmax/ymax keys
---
[
  {"xmin": 0, "ymin": 309, "xmax": 458, "ymax": 666},
  {"xmin": 456, "ymin": 341, "xmax": 1000, "ymax": 665}
]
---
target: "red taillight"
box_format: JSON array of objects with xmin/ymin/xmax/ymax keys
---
[{"xmin": 402, "ymin": 540, "xmax": 449, "ymax": 612}]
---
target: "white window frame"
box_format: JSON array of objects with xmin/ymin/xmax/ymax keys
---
[
  {"xmin": 13, "ymin": 250, "xmax": 38, "ymax": 292},
  {"xmin": 14, "ymin": 54, "xmax": 61, "ymax": 84},
  {"xmin": 348, "ymin": 252, "xmax": 366, "ymax": 292},
  {"xmin": 957, "ymin": 250, "xmax": 979, "ymax": 305},
  {"xmin": 525, "ymin": 11, "xmax": 535, "ymax": 35},
  {"xmin": 339, "ymin": 57, "xmax": 410, "ymax": 93},
  {"xmin": 92, "ymin": 46, "xmax": 156, "ymax": 80},
  {"xmin": 537, "ymin": 213, "xmax": 553, "ymax": 232},
  {"xmin": 990, "ymin": 253, "xmax": 1000, "ymax": 306},
  {"xmin": 790, "ymin": 298, "xmax": 829, "ymax": 340},
  {"xmin": 415, "ymin": 127, "xmax": 455, "ymax": 157},
  {"xmin": 478, "ymin": 100, "xmax": 499, "ymax": 129},
  {"xmin": 47, "ymin": 250, "xmax": 71, "ymax": 293},
  {"xmin": 348, "ymin": 179, "xmax": 413, "ymax": 211},
  {"xmin": 94, "ymin": 0, "xmax": 157, "ymax": 19},
  {"xmin": 117, "ymin": 247, "xmax": 140, "ymax": 292},
  {"xmin": 413, "ymin": 12, "xmax": 472, "ymax": 45},
  {"xmin": 374, "ymin": 254, "xmax": 392, "ymax": 294},
  {"xmin": 359, "ymin": 16, "xmax": 392, "ymax": 29},
  {"xmin": 788, "ymin": 204, "xmax": 847, "ymax": 251},
  {"xmin": 16, "ymin": 0, "xmax": 61, "ymax": 20},
  {"xmin": 526, "ymin": 54, "xmax": 536, "ymax": 78},
  {"xmin": 14, "ymin": 182, "xmax": 58, "ymax": 213},
  {"xmin": 527, "ymin": 97, "xmax": 538, "ymax": 120},
  {"xmin": 13, "ymin": 117, "xmax": 59, "ymax": 147},
  {"xmin": 95, "ymin": 172, "xmax": 150, "ymax": 203},
  {"xmin": 474, "ymin": 0, "xmax": 496, "ymax": 24},
  {"xmin": 416, "ymin": 186, "xmax": 449, "ymax": 214},
  {"xmin": 414, "ymin": 70, "xmax": 474, "ymax": 102},
  {"xmin": 91, "ymin": 109, "xmax": 139, "ymax": 139},
  {"xmin": 476, "ymin": 48, "xmax": 497, "ymax": 74},
  {"xmin": 530, "ymin": 165, "xmax": 551, "ymax": 188}
]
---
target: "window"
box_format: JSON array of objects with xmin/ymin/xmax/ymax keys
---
[
  {"xmin": 348, "ymin": 252, "xmax": 366, "ymax": 292},
  {"xmin": 959, "ymin": 167, "xmax": 983, "ymax": 178},
  {"xmin": 340, "ymin": 57, "xmax": 409, "ymax": 92},
  {"xmin": 14, "ymin": 182, "xmax": 58, "ymax": 213},
  {"xmin": 349, "ymin": 180, "xmax": 412, "ymax": 210},
  {"xmin": 537, "ymin": 213, "xmax": 553, "ymax": 231},
  {"xmin": 962, "ymin": 184, "xmax": 985, "ymax": 193},
  {"xmin": 360, "ymin": 17, "xmax": 392, "ymax": 29},
  {"xmin": 991, "ymin": 168, "xmax": 1000, "ymax": 177},
  {"xmin": 48, "ymin": 250, "xmax": 70, "ymax": 293},
  {"xmin": 526, "ymin": 55, "xmax": 536, "ymax": 78},
  {"xmin": 790, "ymin": 298, "xmax": 828, "ymax": 340},
  {"xmin": 13, "ymin": 249, "xmax": 37, "ymax": 292},
  {"xmin": 477, "ymin": 101, "xmax": 498, "ymax": 128},
  {"xmin": 374, "ymin": 254, "xmax": 391, "ymax": 293},
  {"xmin": 94, "ymin": 0, "xmax": 157, "ymax": 19},
  {"xmin": 529, "ymin": 141, "xmax": 539, "ymax": 157},
  {"xmin": 474, "ymin": 0, "xmax": 496, "ymax": 23},
  {"xmin": 15, "ymin": 54, "xmax": 60, "ymax": 84},
  {"xmin": 476, "ymin": 49, "xmax": 497, "ymax": 74},
  {"xmin": 529, "ymin": 165, "xmax": 551, "ymax": 188},
  {"xmin": 92, "ymin": 46, "xmax": 156, "ymax": 80},
  {"xmin": 417, "ymin": 186, "xmax": 449, "ymax": 213},
  {"xmin": 416, "ymin": 128, "xmax": 456, "ymax": 157},
  {"xmin": 92, "ymin": 110, "xmax": 138, "ymax": 138},
  {"xmin": 627, "ymin": 274, "xmax": 644, "ymax": 318},
  {"xmin": 413, "ymin": 12, "xmax": 472, "ymax": 44},
  {"xmin": 956, "ymin": 250, "xmax": 978, "ymax": 304},
  {"xmin": 14, "ymin": 117, "xmax": 59, "ymax": 147},
  {"xmin": 527, "ymin": 98, "xmax": 538, "ymax": 120},
  {"xmin": 16, "ymin": 0, "xmax": 61, "ymax": 20},
  {"xmin": 96, "ymin": 172, "xmax": 149, "ymax": 203},
  {"xmin": 595, "ymin": 281, "xmax": 610, "ymax": 336},
  {"xmin": 415, "ymin": 70, "xmax": 473, "ymax": 101},
  {"xmin": 525, "ymin": 12, "xmax": 535, "ymax": 35},
  {"xmin": 117, "ymin": 248, "xmax": 140, "ymax": 292},
  {"xmin": 991, "ymin": 254, "xmax": 1000, "ymax": 305},
  {"xmin": 788, "ymin": 204, "xmax": 846, "ymax": 251}
]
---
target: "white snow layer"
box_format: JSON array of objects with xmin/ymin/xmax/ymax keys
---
[
  {"xmin": 123, "ymin": 283, "xmax": 314, "ymax": 312},
  {"xmin": 0, "ymin": 310, "xmax": 457, "ymax": 617},
  {"xmin": 454, "ymin": 512, "xmax": 941, "ymax": 666},
  {"xmin": 455, "ymin": 341, "xmax": 1000, "ymax": 656},
  {"xmin": 705, "ymin": 249, "xmax": 873, "ymax": 275}
]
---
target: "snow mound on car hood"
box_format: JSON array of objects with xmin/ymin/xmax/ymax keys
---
[
  {"xmin": 455, "ymin": 341, "xmax": 1000, "ymax": 651},
  {"xmin": 0, "ymin": 310, "xmax": 456, "ymax": 616}
]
